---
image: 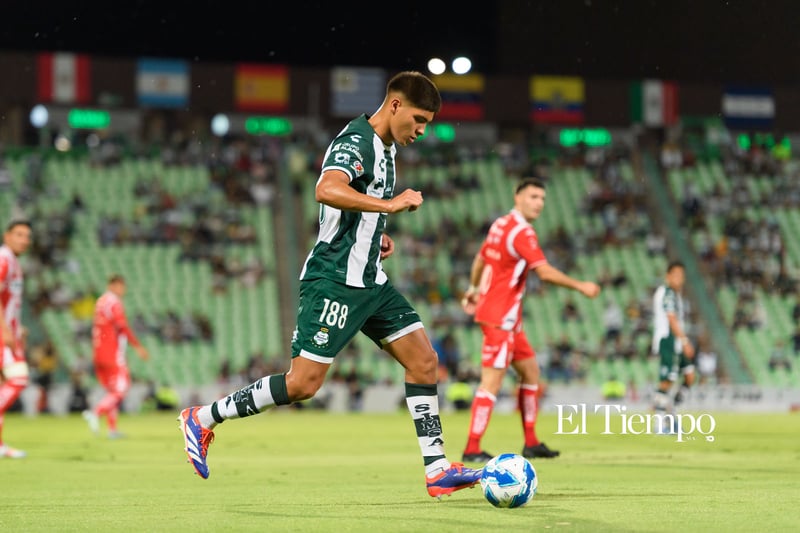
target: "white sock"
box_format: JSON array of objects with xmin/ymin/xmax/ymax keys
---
[
  {"xmin": 405, "ymin": 383, "xmax": 450, "ymax": 476},
  {"xmin": 199, "ymin": 378, "xmax": 278, "ymax": 429}
]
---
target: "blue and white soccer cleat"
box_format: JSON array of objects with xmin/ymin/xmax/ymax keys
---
[
  {"xmin": 178, "ymin": 407, "xmax": 215, "ymax": 479},
  {"xmin": 426, "ymin": 462, "xmax": 481, "ymax": 498}
]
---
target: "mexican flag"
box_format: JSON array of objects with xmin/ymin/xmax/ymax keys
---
[{"xmin": 630, "ymin": 79, "xmax": 679, "ymax": 127}]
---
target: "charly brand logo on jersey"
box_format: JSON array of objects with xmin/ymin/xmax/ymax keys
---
[
  {"xmin": 352, "ymin": 161, "xmax": 364, "ymax": 177},
  {"xmin": 312, "ymin": 327, "xmax": 330, "ymax": 347}
]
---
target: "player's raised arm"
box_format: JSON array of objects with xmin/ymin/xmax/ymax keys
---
[
  {"xmin": 316, "ymin": 170, "xmax": 422, "ymax": 213},
  {"xmin": 532, "ymin": 263, "xmax": 601, "ymax": 299}
]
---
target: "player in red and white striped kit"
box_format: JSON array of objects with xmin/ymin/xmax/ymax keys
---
[
  {"xmin": 460, "ymin": 178, "xmax": 600, "ymax": 463},
  {"xmin": 83, "ymin": 274, "xmax": 149, "ymax": 438},
  {"xmin": 0, "ymin": 220, "xmax": 32, "ymax": 458}
]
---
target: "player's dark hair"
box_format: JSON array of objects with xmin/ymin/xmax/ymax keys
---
[
  {"xmin": 108, "ymin": 273, "xmax": 126, "ymax": 285},
  {"xmin": 5, "ymin": 219, "xmax": 31, "ymax": 232},
  {"xmin": 515, "ymin": 178, "xmax": 546, "ymax": 194},
  {"xmin": 387, "ymin": 71, "xmax": 441, "ymax": 113},
  {"xmin": 666, "ymin": 260, "xmax": 685, "ymax": 272}
]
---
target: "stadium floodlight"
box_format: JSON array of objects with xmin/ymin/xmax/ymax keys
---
[
  {"xmin": 54, "ymin": 134, "xmax": 71, "ymax": 152},
  {"xmin": 451, "ymin": 56, "xmax": 472, "ymax": 74},
  {"xmin": 211, "ymin": 113, "xmax": 230, "ymax": 136},
  {"xmin": 427, "ymin": 57, "xmax": 446, "ymax": 75},
  {"xmin": 30, "ymin": 104, "xmax": 49, "ymax": 128}
]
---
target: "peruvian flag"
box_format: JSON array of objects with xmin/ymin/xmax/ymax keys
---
[{"xmin": 37, "ymin": 52, "xmax": 91, "ymax": 104}]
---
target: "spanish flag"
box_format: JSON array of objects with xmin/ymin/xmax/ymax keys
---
[
  {"xmin": 433, "ymin": 73, "xmax": 485, "ymax": 121},
  {"xmin": 234, "ymin": 64, "xmax": 289, "ymax": 112},
  {"xmin": 530, "ymin": 75, "xmax": 585, "ymax": 125}
]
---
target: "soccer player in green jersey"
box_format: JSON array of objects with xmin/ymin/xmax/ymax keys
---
[
  {"xmin": 651, "ymin": 260, "xmax": 696, "ymax": 433},
  {"xmin": 179, "ymin": 71, "xmax": 481, "ymax": 498}
]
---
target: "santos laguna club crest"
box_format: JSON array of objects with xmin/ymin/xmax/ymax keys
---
[{"xmin": 312, "ymin": 327, "xmax": 330, "ymax": 348}]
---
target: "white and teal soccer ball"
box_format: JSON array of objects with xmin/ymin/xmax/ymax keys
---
[{"xmin": 480, "ymin": 453, "xmax": 537, "ymax": 508}]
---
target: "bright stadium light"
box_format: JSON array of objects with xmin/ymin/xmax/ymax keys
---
[
  {"xmin": 54, "ymin": 134, "xmax": 71, "ymax": 152},
  {"xmin": 427, "ymin": 57, "xmax": 446, "ymax": 75},
  {"xmin": 30, "ymin": 104, "xmax": 49, "ymax": 128},
  {"xmin": 451, "ymin": 56, "xmax": 472, "ymax": 74},
  {"xmin": 211, "ymin": 113, "xmax": 230, "ymax": 136}
]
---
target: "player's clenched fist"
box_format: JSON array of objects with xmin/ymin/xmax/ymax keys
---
[{"xmin": 388, "ymin": 189, "xmax": 423, "ymax": 212}]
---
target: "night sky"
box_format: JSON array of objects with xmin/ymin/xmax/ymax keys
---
[{"xmin": 1, "ymin": 0, "xmax": 797, "ymax": 84}]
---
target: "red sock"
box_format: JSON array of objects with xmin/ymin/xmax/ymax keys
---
[
  {"xmin": 107, "ymin": 407, "xmax": 119, "ymax": 432},
  {"xmin": 96, "ymin": 391, "xmax": 123, "ymax": 430},
  {"xmin": 519, "ymin": 384, "xmax": 540, "ymax": 447},
  {"xmin": 465, "ymin": 389, "xmax": 496, "ymax": 453},
  {"xmin": 0, "ymin": 380, "xmax": 26, "ymax": 444}
]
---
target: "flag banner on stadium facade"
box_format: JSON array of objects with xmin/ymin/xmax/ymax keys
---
[
  {"xmin": 630, "ymin": 79, "xmax": 679, "ymax": 127},
  {"xmin": 722, "ymin": 86, "xmax": 775, "ymax": 129},
  {"xmin": 432, "ymin": 73, "xmax": 485, "ymax": 120},
  {"xmin": 331, "ymin": 67, "xmax": 386, "ymax": 117},
  {"xmin": 234, "ymin": 64, "xmax": 289, "ymax": 112},
  {"xmin": 530, "ymin": 75, "xmax": 585, "ymax": 125},
  {"xmin": 37, "ymin": 52, "xmax": 91, "ymax": 104},
  {"xmin": 136, "ymin": 58, "xmax": 189, "ymax": 108}
]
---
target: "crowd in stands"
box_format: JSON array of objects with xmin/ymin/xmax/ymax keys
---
[
  {"xmin": 131, "ymin": 311, "xmax": 214, "ymax": 344},
  {"xmin": 9, "ymin": 120, "xmax": 800, "ymax": 399},
  {"xmin": 664, "ymin": 131, "xmax": 800, "ymax": 379},
  {"xmin": 678, "ymin": 142, "xmax": 796, "ymax": 297}
]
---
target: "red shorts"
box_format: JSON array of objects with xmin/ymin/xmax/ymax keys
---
[
  {"xmin": 479, "ymin": 325, "xmax": 535, "ymax": 369},
  {"xmin": 95, "ymin": 364, "xmax": 131, "ymax": 395},
  {"xmin": 2, "ymin": 344, "xmax": 25, "ymax": 367}
]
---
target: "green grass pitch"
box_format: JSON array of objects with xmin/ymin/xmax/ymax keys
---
[{"xmin": 0, "ymin": 408, "xmax": 798, "ymax": 532}]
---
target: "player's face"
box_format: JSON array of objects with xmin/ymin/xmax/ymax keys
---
[
  {"xmin": 515, "ymin": 185, "xmax": 546, "ymax": 221},
  {"xmin": 666, "ymin": 266, "xmax": 685, "ymax": 291},
  {"xmin": 111, "ymin": 281, "xmax": 127, "ymax": 297},
  {"xmin": 390, "ymin": 98, "xmax": 433, "ymax": 146},
  {"xmin": 4, "ymin": 224, "xmax": 31, "ymax": 255}
]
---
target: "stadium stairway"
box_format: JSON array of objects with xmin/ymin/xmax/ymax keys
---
[{"xmin": 644, "ymin": 154, "xmax": 749, "ymax": 384}]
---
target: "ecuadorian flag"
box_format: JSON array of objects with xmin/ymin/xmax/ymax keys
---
[
  {"xmin": 433, "ymin": 73, "xmax": 485, "ymax": 121},
  {"xmin": 530, "ymin": 75, "xmax": 585, "ymax": 124}
]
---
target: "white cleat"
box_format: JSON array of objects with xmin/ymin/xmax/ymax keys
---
[
  {"xmin": 82, "ymin": 410, "xmax": 100, "ymax": 435},
  {"xmin": 0, "ymin": 444, "xmax": 27, "ymax": 458}
]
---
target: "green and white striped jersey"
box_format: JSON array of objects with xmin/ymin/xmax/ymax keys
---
[
  {"xmin": 651, "ymin": 284, "xmax": 685, "ymax": 354},
  {"xmin": 300, "ymin": 114, "xmax": 396, "ymax": 288}
]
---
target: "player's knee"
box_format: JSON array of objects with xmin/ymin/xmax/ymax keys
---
[
  {"xmin": 414, "ymin": 348, "xmax": 439, "ymax": 378},
  {"xmin": 516, "ymin": 359, "xmax": 540, "ymax": 382}
]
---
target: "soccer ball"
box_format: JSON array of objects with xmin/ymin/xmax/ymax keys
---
[{"xmin": 480, "ymin": 453, "xmax": 537, "ymax": 508}]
